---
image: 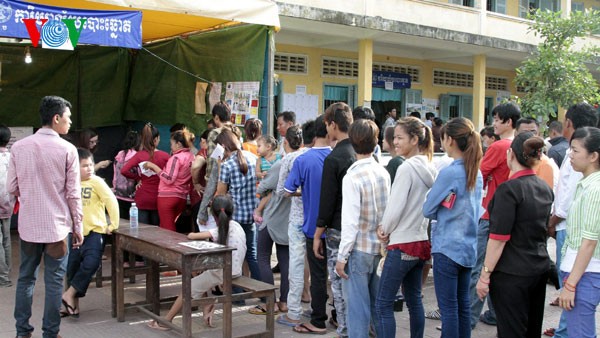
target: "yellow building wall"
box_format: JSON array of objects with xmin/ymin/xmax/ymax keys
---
[{"xmin": 275, "ymin": 43, "xmax": 518, "ymax": 114}]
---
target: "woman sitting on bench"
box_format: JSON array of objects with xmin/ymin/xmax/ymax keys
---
[{"xmin": 148, "ymin": 195, "xmax": 247, "ymax": 330}]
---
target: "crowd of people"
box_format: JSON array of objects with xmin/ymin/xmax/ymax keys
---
[{"xmin": 2, "ymin": 95, "xmax": 599, "ymax": 338}]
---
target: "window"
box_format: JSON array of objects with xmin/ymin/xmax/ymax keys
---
[
  {"xmin": 322, "ymin": 57, "xmax": 358, "ymax": 78},
  {"xmin": 274, "ymin": 53, "xmax": 307, "ymax": 74},
  {"xmin": 571, "ymin": 2, "xmax": 584, "ymax": 11},
  {"xmin": 521, "ymin": 0, "xmax": 560, "ymax": 17},
  {"xmin": 487, "ymin": 0, "xmax": 507, "ymax": 13},
  {"xmin": 433, "ymin": 69, "xmax": 474, "ymax": 88},
  {"xmin": 486, "ymin": 76, "xmax": 508, "ymax": 90},
  {"xmin": 373, "ymin": 62, "xmax": 421, "ymax": 83},
  {"xmin": 449, "ymin": 0, "xmax": 474, "ymax": 7}
]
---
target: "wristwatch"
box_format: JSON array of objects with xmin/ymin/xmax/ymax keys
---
[{"xmin": 483, "ymin": 265, "xmax": 493, "ymax": 273}]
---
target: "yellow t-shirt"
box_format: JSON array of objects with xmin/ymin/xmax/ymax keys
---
[{"xmin": 81, "ymin": 175, "xmax": 120, "ymax": 236}]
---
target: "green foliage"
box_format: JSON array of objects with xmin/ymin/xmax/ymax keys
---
[{"xmin": 515, "ymin": 9, "xmax": 600, "ymax": 119}]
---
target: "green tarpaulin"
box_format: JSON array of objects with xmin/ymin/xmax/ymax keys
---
[{"xmin": 0, "ymin": 24, "xmax": 269, "ymax": 133}]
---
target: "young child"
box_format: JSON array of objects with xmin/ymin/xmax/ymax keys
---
[
  {"xmin": 147, "ymin": 195, "xmax": 247, "ymax": 330},
  {"xmin": 112, "ymin": 130, "xmax": 140, "ymax": 219},
  {"xmin": 253, "ymin": 135, "xmax": 281, "ymax": 224},
  {"xmin": 62, "ymin": 148, "xmax": 119, "ymax": 317},
  {"xmin": 0, "ymin": 125, "xmax": 14, "ymax": 288}
]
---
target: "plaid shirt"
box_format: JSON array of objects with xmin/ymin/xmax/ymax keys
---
[
  {"xmin": 219, "ymin": 150, "xmax": 258, "ymax": 224},
  {"xmin": 338, "ymin": 157, "xmax": 390, "ymax": 262}
]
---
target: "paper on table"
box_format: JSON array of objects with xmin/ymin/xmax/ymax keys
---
[
  {"xmin": 179, "ymin": 241, "xmax": 225, "ymax": 250},
  {"xmin": 211, "ymin": 144, "xmax": 225, "ymax": 160},
  {"xmin": 139, "ymin": 161, "xmax": 156, "ymax": 177}
]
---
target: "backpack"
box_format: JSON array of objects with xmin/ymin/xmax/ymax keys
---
[{"xmin": 113, "ymin": 150, "xmax": 137, "ymax": 199}]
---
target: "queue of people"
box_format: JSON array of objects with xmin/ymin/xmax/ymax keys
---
[{"xmin": 3, "ymin": 95, "xmax": 599, "ymax": 338}]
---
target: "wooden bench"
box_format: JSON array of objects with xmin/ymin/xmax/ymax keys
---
[{"xmin": 200, "ymin": 276, "xmax": 276, "ymax": 338}]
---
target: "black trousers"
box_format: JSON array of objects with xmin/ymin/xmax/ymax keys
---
[
  {"xmin": 306, "ymin": 238, "xmax": 329, "ymax": 329},
  {"xmin": 489, "ymin": 270, "xmax": 548, "ymax": 338}
]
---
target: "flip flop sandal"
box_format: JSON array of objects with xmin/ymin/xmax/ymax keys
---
[
  {"xmin": 293, "ymin": 323, "xmax": 327, "ymax": 335},
  {"xmin": 276, "ymin": 314, "xmax": 301, "ymax": 327},
  {"xmin": 248, "ymin": 305, "xmax": 279, "ymax": 315},
  {"xmin": 543, "ymin": 327, "xmax": 556, "ymax": 337},
  {"xmin": 61, "ymin": 299, "xmax": 79, "ymax": 318}
]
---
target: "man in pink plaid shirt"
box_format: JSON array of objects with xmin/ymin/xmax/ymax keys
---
[{"xmin": 8, "ymin": 96, "xmax": 83, "ymax": 338}]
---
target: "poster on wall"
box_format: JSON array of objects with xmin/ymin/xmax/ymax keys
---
[
  {"xmin": 422, "ymin": 98, "xmax": 440, "ymax": 115},
  {"xmin": 225, "ymin": 82, "xmax": 260, "ymax": 125},
  {"xmin": 194, "ymin": 82, "xmax": 209, "ymax": 114},
  {"xmin": 208, "ymin": 82, "xmax": 222, "ymax": 112},
  {"xmin": 282, "ymin": 93, "xmax": 319, "ymax": 125},
  {"xmin": 8, "ymin": 127, "xmax": 33, "ymax": 150}
]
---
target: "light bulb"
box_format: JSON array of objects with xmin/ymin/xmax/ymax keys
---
[{"xmin": 24, "ymin": 47, "xmax": 32, "ymax": 64}]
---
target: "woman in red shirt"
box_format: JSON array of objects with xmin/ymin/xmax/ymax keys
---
[{"xmin": 121, "ymin": 123, "xmax": 169, "ymax": 225}]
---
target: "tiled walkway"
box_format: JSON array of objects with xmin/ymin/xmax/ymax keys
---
[{"xmin": 1, "ymin": 231, "xmax": 596, "ymax": 337}]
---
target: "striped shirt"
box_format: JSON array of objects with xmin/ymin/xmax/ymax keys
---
[
  {"xmin": 562, "ymin": 171, "xmax": 600, "ymax": 271},
  {"xmin": 338, "ymin": 157, "xmax": 390, "ymax": 262}
]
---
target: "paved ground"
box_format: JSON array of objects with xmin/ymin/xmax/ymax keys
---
[{"xmin": 0, "ymin": 230, "xmax": 597, "ymax": 337}]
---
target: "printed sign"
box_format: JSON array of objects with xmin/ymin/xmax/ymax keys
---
[
  {"xmin": 0, "ymin": 0, "xmax": 142, "ymax": 49},
  {"xmin": 372, "ymin": 71, "xmax": 411, "ymax": 89}
]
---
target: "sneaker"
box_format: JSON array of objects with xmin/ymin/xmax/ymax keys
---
[
  {"xmin": 425, "ymin": 308, "xmax": 441, "ymax": 320},
  {"xmin": 479, "ymin": 311, "xmax": 497, "ymax": 326}
]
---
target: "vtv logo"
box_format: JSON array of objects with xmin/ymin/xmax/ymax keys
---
[{"xmin": 23, "ymin": 18, "xmax": 86, "ymax": 50}]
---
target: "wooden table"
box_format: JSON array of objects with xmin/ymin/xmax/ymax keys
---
[{"xmin": 112, "ymin": 223, "xmax": 234, "ymax": 338}]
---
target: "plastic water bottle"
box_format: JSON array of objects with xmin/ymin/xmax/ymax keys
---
[{"xmin": 129, "ymin": 203, "xmax": 139, "ymax": 230}]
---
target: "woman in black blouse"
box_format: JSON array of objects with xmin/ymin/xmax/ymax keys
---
[{"xmin": 476, "ymin": 132, "xmax": 554, "ymax": 338}]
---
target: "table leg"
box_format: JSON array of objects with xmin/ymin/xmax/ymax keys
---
[
  {"xmin": 147, "ymin": 260, "xmax": 160, "ymax": 314},
  {"xmin": 115, "ymin": 235, "xmax": 125, "ymax": 322},
  {"xmin": 111, "ymin": 236, "xmax": 117, "ymax": 318},
  {"xmin": 222, "ymin": 251, "xmax": 232, "ymax": 338},
  {"xmin": 181, "ymin": 259, "xmax": 192, "ymax": 338}
]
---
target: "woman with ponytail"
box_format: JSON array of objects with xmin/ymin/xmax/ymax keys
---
[
  {"xmin": 375, "ymin": 117, "xmax": 437, "ymax": 338},
  {"xmin": 121, "ymin": 123, "xmax": 169, "ymax": 225},
  {"xmin": 144, "ymin": 130, "xmax": 195, "ymax": 232},
  {"xmin": 423, "ymin": 117, "xmax": 484, "ymax": 338},
  {"xmin": 215, "ymin": 129, "xmax": 261, "ymax": 280},
  {"xmin": 476, "ymin": 132, "xmax": 554, "ymax": 338},
  {"xmin": 148, "ymin": 195, "xmax": 247, "ymax": 330}
]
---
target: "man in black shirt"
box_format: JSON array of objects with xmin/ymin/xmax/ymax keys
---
[{"xmin": 313, "ymin": 102, "xmax": 355, "ymax": 337}]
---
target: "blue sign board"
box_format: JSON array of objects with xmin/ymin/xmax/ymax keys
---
[
  {"xmin": 0, "ymin": 0, "xmax": 142, "ymax": 49},
  {"xmin": 372, "ymin": 71, "xmax": 411, "ymax": 89}
]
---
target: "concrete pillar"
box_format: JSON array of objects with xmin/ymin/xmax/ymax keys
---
[
  {"xmin": 472, "ymin": 54, "xmax": 486, "ymax": 130},
  {"xmin": 561, "ymin": 0, "xmax": 571, "ymax": 17},
  {"xmin": 358, "ymin": 39, "xmax": 373, "ymax": 107}
]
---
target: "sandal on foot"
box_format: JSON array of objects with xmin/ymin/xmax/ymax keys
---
[
  {"xmin": 293, "ymin": 323, "xmax": 327, "ymax": 335},
  {"xmin": 147, "ymin": 320, "xmax": 171, "ymax": 331},
  {"xmin": 61, "ymin": 299, "xmax": 79, "ymax": 318},
  {"xmin": 543, "ymin": 327, "xmax": 556, "ymax": 337},
  {"xmin": 248, "ymin": 305, "xmax": 278, "ymax": 315},
  {"xmin": 425, "ymin": 308, "xmax": 441, "ymax": 320},
  {"xmin": 277, "ymin": 314, "xmax": 301, "ymax": 327}
]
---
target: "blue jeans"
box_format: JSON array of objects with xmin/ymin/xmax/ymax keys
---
[
  {"xmin": 561, "ymin": 271, "xmax": 600, "ymax": 338},
  {"xmin": 469, "ymin": 219, "xmax": 495, "ymax": 328},
  {"xmin": 343, "ymin": 250, "xmax": 381, "ymax": 338},
  {"xmin": 287, "ymin": 223, "xmax": 306, "ymax": 320},
  {"xmin": 375, "ymin": 249, "xmax": 424, "ymax": 338},
  {"xmin": 554, "ymin": 229, "xmax": 568, "ymax": 338},
  {"xmin": 15, "ymin": 239, "xmax": 69, "ymax": 338},
  {"xmin": 240, "ymin": 222, "xmax": 261, "ymax": 281},
  {"xmin": 433, "ymin": 253, "xmax": 472, "ymax": 338},
  {"xmin": 66, "ymin": 232, "xmax": 104, "ymax": 297}
]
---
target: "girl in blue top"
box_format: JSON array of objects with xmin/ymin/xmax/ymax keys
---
[{"xmin": 423, "ymin": 117, "xmax": 483, "ymax": 338}]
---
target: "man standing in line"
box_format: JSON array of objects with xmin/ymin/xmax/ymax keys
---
[
  {"xmin": 469, "ymin": 102, "xmax": 520, "ymax": 329},
  {"xmin": 544, "ymin": 103, "xmax": 598, "ymax": 338},
  {"xmin": 547, "ymin": 121, "xmax": 569, "ymax": 168},
  {"xmin": 277, "ymin": 111, "xmax": 296, "ymax": 156},
  {"xmin": 381, "ymin": 108, "xmax": 397, "ymax": 138},
  {"xmin": 285, "ymin": 115, "xmax": 332, "ymax": 335},
  {"xmin": 313, "ymin": 102, "xmax": 355, "ymax": 337},
  {"xmin": 8, "ymin": 96, "xmax": 83, "ymax": 338}
]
